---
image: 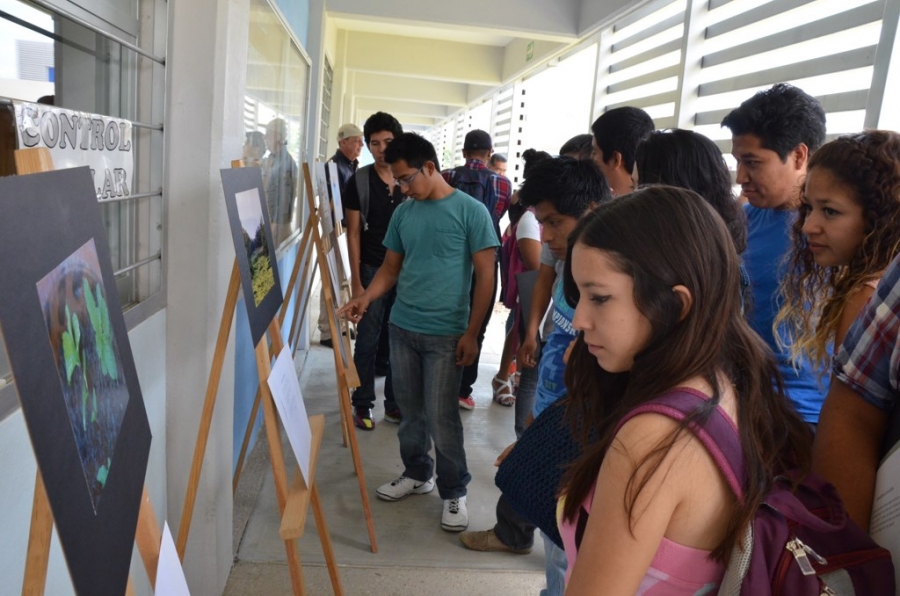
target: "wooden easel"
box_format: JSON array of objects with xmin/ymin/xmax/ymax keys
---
[
  {"xmin": 178, "ymin": 160, "xmax": 317, "ymax": 546},
  {"xmin": 251, "ymin": 316, "xmax": 344, "ymax": 595},
  {"xmin": 16, "ymin": 147, "xmax": 163, "ymax": 596},
  {"xmin": 172, "ymin": 160, "xmax": 348, "ymax": 594},
  {"xmin": 302, "ymin": 162, "xmax": 377, "ymax": 552},
  {"xmin": 228, "ymin": 159, "xmax": 323, "ymax": 489}
]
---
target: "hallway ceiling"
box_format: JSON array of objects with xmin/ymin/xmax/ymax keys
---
[{"xmin": 326, "ymin": 0, "xmax": 639, "ymax": 132}]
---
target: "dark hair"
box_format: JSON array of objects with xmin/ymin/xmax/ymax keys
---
[
  {"xmin": 559, "ymin": 134, "xmax": 594, "ymax": 160},
  {"xmin": 245, "ymin": 130, "xmax": 266, "ymax": 154},
  {"xmin": 591, "ymin": 107, "xmax": 655, "ymax": 174},
  {"xmin": 383, "ymin": 132, "xmax": 440, "ymax": 171},
  {"xmin": 521, "ymin": 148, "xmax": 552, "ymax": 179},
  {"xmin": 636, "ymin": 129, "xmax": 747, "ymax": 253},
  {"xmin": 518, "ymin": 156, "xmax": 611, "ymax": 217},
  {"xmin": 721, "ymin": 83, "xmax": 826, "ymax": 160},
  {"xmin": 490, "ymin": 153, "xmax": 507, "ymax": 165},
  {"xmin": 778, "ymin": 130, "xmax": 900, "ymax": 369},
  {"xmin": 363, "ymin": 111, "xmax": 403, "ymax": 146},
  {"xmin": 559, "ymin": 186, "xmax": 812, "ymax": 562}
]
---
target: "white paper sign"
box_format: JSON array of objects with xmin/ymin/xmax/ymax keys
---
[
  {"xmin": 327, "ymin": 161, "xmax": 344, "ymax": 225},
  {"xmin": 13, "ymin": 101, "xmax": 134, "ymax": 201},
  {"xmin": 337, "ymin": 234, "xmax": 352, "ymax": 292},
  {"xmin": 315, "ymin": 161, "xmax": 334, "ymax": 237},
  {"xmin": 325, "ymin": 248, "xmax": 342, "ymax": 307},
  {"xmin": 871, "ymin": 444, "xmax": 900, "ymax": 595},
  {"xmin": 267, "ymin": 346, "xmax": 312, "ymax": 483},
  {"xmin": 155, "ymin": 522, "xmax": 191, "ymax": 596}
]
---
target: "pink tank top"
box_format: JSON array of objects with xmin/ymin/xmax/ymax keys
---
[{"xmin": 557, "ymin": 434, "xmax": 727, "ymax": 593}]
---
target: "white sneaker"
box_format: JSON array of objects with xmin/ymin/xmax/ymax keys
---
[
  {"xmin": 441, "ymin": 496, "xmax": 468, "ymax": 532},
  {"xmin": 376, "ymin": 476, "xmax": 435, "ymax": 501}
]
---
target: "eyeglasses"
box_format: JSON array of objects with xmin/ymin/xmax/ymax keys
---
[{"xmin": 394, "ymin": 166, "xmax": 424, "ymax": 187}]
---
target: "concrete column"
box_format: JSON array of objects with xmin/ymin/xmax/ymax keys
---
[{"xmin": 164, "ymin": 0, "xmax": 248, "ymax": 592}]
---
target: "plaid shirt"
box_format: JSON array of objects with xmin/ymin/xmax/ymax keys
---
[
  {"xmin": 833, "ymin": 255, "xmax": 900, "ymax": 411},
  {"xmin": 441, "ymin": 159, "xmax": 512, "ymax": 219}
]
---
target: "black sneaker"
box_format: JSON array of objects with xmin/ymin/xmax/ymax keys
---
[
  {"xmin": 353, "ymin": 407, "xmax": 374, "ymax": 431},
  {"xmin": 383, "ymin": 406, "xmax": 402, "ymax": 424},
  {"xmin": 319, "ymin": 338, "xmax": 334, "ymax": 348}
]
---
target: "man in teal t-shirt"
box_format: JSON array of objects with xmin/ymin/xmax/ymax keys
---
[{"xmin": 339, "ymin": 133, "xmax": 498, "ymax": 533}]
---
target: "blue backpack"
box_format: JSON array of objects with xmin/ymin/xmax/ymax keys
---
[{"xmin": 450, "ymin": 166, "xmax": 499, "ymax": 226}]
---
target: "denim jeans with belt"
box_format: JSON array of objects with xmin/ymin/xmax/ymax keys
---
[
  {"xmin": 389, "ymin": 323, "xmax": 471, "ymax": 499},
  {"xmin": 350, "ymin": 264, "xmax": 396, "ymax": 411}
]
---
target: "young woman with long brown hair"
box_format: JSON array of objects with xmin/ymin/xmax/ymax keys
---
[
  {"xmin": 557, "ymin": 186, "xmax": 812, "ymax": 594},
  {"xmin": 777, "ymin": 131, "xmax": 900, "ymax": 378}
]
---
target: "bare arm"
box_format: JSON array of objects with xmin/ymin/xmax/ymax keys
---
[
  {"xmin": 337, "ymin": 249, "xmax": 402, "ymax": 323},
  {"xmin": 566, "ymin": 416, "xmax": 693, "ymax": 595},
  {"xmin": 834, "ymin": 286, "xmax": 875, "ymax": 348},
  {"xmin": 812, "ymin": 378, "xmax": 889, "ymax": 530},
  {"xmin": 517, "ymin": 263, "xmax": 556, "ymax": 368},
  {"xmin": 456, "ymin": 248, "xmax": 496, "ymax": 366},
  {"xmin": 346, "ymin": 209, "xmax": 364, "ymax": 298},
  {"xmin": 518, "ymin": 238, "xmax": 542, "ymax": 272}
]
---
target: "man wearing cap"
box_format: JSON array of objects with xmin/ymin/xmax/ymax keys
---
[
  {"xmin": 329, "ymin": 123, "xmax": 364, "ymax": 209},
  {"xmin": 442, "ymin": 129, "xmax": 512, "ymax": 410}
]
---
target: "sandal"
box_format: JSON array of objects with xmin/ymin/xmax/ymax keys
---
[{"xmin": 492, "ymin": 374, "xmax": 516, "ymax": 407}]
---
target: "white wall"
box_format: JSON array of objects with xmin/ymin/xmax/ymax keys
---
[{"xmin": 0, "ymin": 310, "xmax": 167, "ymax": 596}]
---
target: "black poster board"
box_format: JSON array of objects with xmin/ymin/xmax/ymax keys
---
[
  {"xmin": 221, "ymin": 167, "xmax": 284, "ymax": 346},
  {"xmin": 0, "ymin": 166, "xmax": 151, "ymax": 596}
]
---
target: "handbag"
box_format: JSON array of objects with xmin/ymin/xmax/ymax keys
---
[{"xmin": 494, "ymin": 398, "xmax": 580, "ymax": 549}]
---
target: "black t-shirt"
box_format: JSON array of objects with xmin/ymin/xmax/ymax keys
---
[{"xmin": 344, "ymin": 168, "xmax": 405, "ymax": 267}]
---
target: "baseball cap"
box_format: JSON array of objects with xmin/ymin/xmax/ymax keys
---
[
  {"xmin": 463, "ymin": 129, "xmax": 493, "ymax": 151},
  {"xmin": 337, "ymin": 123, "xmax": 363, "ymax": 141}
]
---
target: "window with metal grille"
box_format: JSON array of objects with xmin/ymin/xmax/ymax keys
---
[{"xmin": 0, "ymin": 0, "xmax": 167, "ymax": 422}]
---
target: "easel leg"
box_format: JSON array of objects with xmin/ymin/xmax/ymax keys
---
[
  {"xmin": 338, "ymin": 372, "xmax": 379, "ymax": 553},
  {"xmin": 22, "ymin": 473, "xmax": 52, "ymax": 596},
  {"xmin": 233, "ymin": 388, "xmax": 263, "ymax": 494},
  {"xmin": 135, "ymin": 487, "xmax": 161, "ymax": 589},
  {"xmin": 285, "ymin": 540, "xmax": 306, "ymax": 596},
  {"xmin": 311, "ymin": 485, "xmax": 345, "ymax": 596}
]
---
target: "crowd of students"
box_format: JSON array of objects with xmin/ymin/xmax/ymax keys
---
[{"xmin": 332, "ymin": 82, "xmax": 900, "ymax": 594}]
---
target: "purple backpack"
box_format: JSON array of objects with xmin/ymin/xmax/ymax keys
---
[{"xmin": 618, "ymin": 389, "xmax": 894, "ymax": 596}]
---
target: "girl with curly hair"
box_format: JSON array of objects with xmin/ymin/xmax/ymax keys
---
[{"xmin": 776, "ymin": 130, "xmax": 900, "ymax": 374}]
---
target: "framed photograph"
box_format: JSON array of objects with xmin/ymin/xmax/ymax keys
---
[
  {"xmin": 0, "ymin": 167, "xmax": 151, "ymax": 596},
  {"xmin": 221, "ymin": 167, "xmax": 284, "ymax": 347}
]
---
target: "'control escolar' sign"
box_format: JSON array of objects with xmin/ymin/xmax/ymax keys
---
[{"xmin": 13, "ymin": 101, "xmax": 134, "ymax": 201}]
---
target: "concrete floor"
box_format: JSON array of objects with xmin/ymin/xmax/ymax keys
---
[{"xmin": 224, "ymin": 296, "xmax": 547, "ymax": 595}]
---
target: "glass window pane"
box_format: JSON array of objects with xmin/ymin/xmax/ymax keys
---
[{"xmin": 244, "ymin": 0, "xmax": 310, "ymax": 247}]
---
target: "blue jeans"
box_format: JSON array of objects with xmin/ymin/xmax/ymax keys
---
[
  {"xmin": 350, "ymin": 264, "xmax": 396, "ymax": 411},
  {"xmin": 389, "ymin": 323, "xmax": 471, "ymax": 499},
  {"xmin": 541, "ymin": 531, "xmax": 568, "ymax": 596}
]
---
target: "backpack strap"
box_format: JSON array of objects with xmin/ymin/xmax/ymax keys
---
[
  {"xmin": 614, "ymin": 389, "xmax": 746, "ymax": 501},
  {"xmin": 355, "ymin": 165, "xmax": 371, "ymax": 231}
]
